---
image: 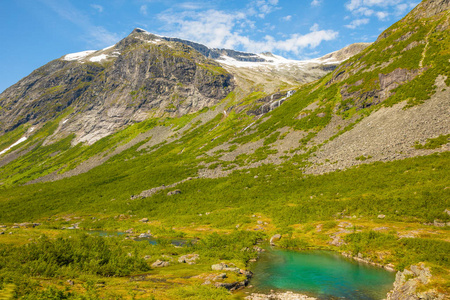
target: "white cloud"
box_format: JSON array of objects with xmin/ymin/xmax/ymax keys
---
[
  {"xmin": 282, "ymin": 15, "xmax": 292, "ymax": 21},
  {"xmin": 311, "ymin": 0, "xmax": 322, "ymax": 6},
  {"xmin": 375, "ymin": 11, "xmax": 389, "ymax": 20},
  {"xmin": 345, "ymin": 18, "xmax": 370, "ymax": 29},
  {"xmin": 310, "ymin": 23, "xmax": 320, "ymax": 31},
  {"xmin": 158, "ymin": 8, "xmax": 338, "ymax": 55},
  {"xmin": 345, "ymin": 0, "xmax": 417, "ymax": 20},
  {"xmin": 354, "ymin": 7, "xmax": 374, "ymax": 16},
  {"xmin": 90, "ymin": 4, "xmax": 103, "ymax": 13},
  {"xmin": 250, "ymin": 0, "xmax": 281, "ymax": 18},
  {"xmin": 177, "ymin": 2, "xmax": 207, "ymax": 10},
  {"xmin": 140, "ymin": 5, "xmax": 148, "ymax": 15}
]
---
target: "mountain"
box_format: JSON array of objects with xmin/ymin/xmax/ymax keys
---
[
  {"xmin": 0, "ymin": 29, "xmax": 236, "ymax": 145},
  {"xmin": 0, "ymin": 29, "xmax": 366, "ymax": 146},
  {"xmin": 0, "ymin": 1, "xmax": 449, "ymax": 299}
]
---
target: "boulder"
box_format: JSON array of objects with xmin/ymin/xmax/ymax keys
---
[
  {"xmin": 139, "ymin": 218, "xmax": 149, "ymax": 223},
  {"xmin": 212, "ymin": 263, "xmax": 225, "ymax": 271},
  {"xmin": 377, "ymin": 214, "xmax": 386, "ymax": 219},
  {"xmin": 151, "ymin": 260, "xmax": 170, "ymax": 268},
  {"xmin": 213, "ymin": 273, "xmax": 227, "ymax": 281},
  {"xmin": 138, "ymin": 233, "xmax": 152, "ymax": 238},
  {"xmin": 167, "ymin": 189, "xmax": 181, "ymax": 196},
  {"xmin": 211, "ymin": 262, "xmax": 240, "ymax": 272},
  {"xmin": 270, "ymin": 234, "xmax": 282, "ymax": 245},
  {"xmin": 214, "ymin": 279, "xmax": 249, "ymax": 291},
  {"xmin": 178, "ymin": 254, "xmax": 200, "ymax": 264},
  {"xmin": 253, "ymin": 246, "xmax": 265, "ymax": 252}
]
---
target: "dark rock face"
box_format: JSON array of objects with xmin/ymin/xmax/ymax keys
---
[
  {"xmin": 339, "ymin": 68, "xmax": 422, "ymax": 111},
  {"xmin": 0, "ymin": 29, "xmax": 234, "ymax": 144},
  {"xmin": 161, "ymin": 37, "xmax": 266, "ymax": 62}
]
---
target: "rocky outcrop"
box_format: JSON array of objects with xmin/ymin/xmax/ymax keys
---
[{"xmin": 386, "ymin": 263, "xmax": 445, "ymax": 300}]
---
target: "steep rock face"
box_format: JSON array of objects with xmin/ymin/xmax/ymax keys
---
[
  {"xmin": 411, "ymin": 0, "xmax": 450, "ymax": 19},
  {"xmin": 0, "ymin": 61, "xmax": 102, "ymax": 133},
  {"xmin": 0, "ymin": 29, "xmax": 234, "ymax": 144},
  {"xmin": 65, "ymin": 39, "xmax": 233, "ymax": 144}
]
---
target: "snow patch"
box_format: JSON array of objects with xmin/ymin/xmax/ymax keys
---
[
  {"xmin": 63, "ymin": 50, "xmax": 96, "ymax": 61},
  {"xmin": 216, "ymin": 53, "xmax": 316, "ymax": 70},
  {"xmin": 89, "ymin": 54, "xmax": 109, "ymax": 62},
  {"xmin": 148, "ymin": 39, "xmax": 162, "ymax": 44},
  {"xmin": 0, "ymin": 137, "xmax": 27, "ymax": 155},
  {"xmin": 216, "ymin": 51, "xmax": 343, "ymax": 70},
  {"xmin": 62, "ymin": 119, "xmax": 68, "ymax": 124},
  {"xmin": 102, "ymin": 44, "xmax": 115, "ymax": 51}
]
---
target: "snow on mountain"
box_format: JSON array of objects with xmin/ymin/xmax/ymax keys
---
[
  {"xmin": 0, "ymin": 137, "xmax": 27, "ymax": 155},
  {"xmin": 215, "ymin": 52, "xmax": 340, "ymax": 69},
  {"xmin": 63, "ymin": 50, "xmax": 96, "ymax": 61}
]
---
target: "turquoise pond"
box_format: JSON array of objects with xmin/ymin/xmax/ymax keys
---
[{"xmin": 249, "ymin": 249, "xmax": 396, "ymax": 300}]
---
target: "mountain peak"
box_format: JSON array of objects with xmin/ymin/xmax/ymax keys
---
[{"xmin": 131, "ymin": 28, "xmax": 148, "ymax": 34}]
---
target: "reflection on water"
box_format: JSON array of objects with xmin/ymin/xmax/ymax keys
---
[{"xmin": 249, "ymin": 249, "xmax": 395, "ymax": 300}]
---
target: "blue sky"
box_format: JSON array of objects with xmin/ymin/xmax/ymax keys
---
[{"xmin": 0, "ymin": 0, "xmax": 419, "ymax": 93}]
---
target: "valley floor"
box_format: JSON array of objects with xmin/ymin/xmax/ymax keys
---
[{"xmin": 0, "ymin": 212, "xmax": 449, "ymax": 299}]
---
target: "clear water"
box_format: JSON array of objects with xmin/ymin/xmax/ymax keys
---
[{"xmin": 249, "ymin": 249, "xmax": 395, "ymax": 300}]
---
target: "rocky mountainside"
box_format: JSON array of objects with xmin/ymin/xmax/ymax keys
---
[
  {"xmin": 0, "ymin": 29, "xmax": 234, "ymax": 144},
  {"xmin": 0, "ymin": 0, "xmax": 448, "ymax": 185}
]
